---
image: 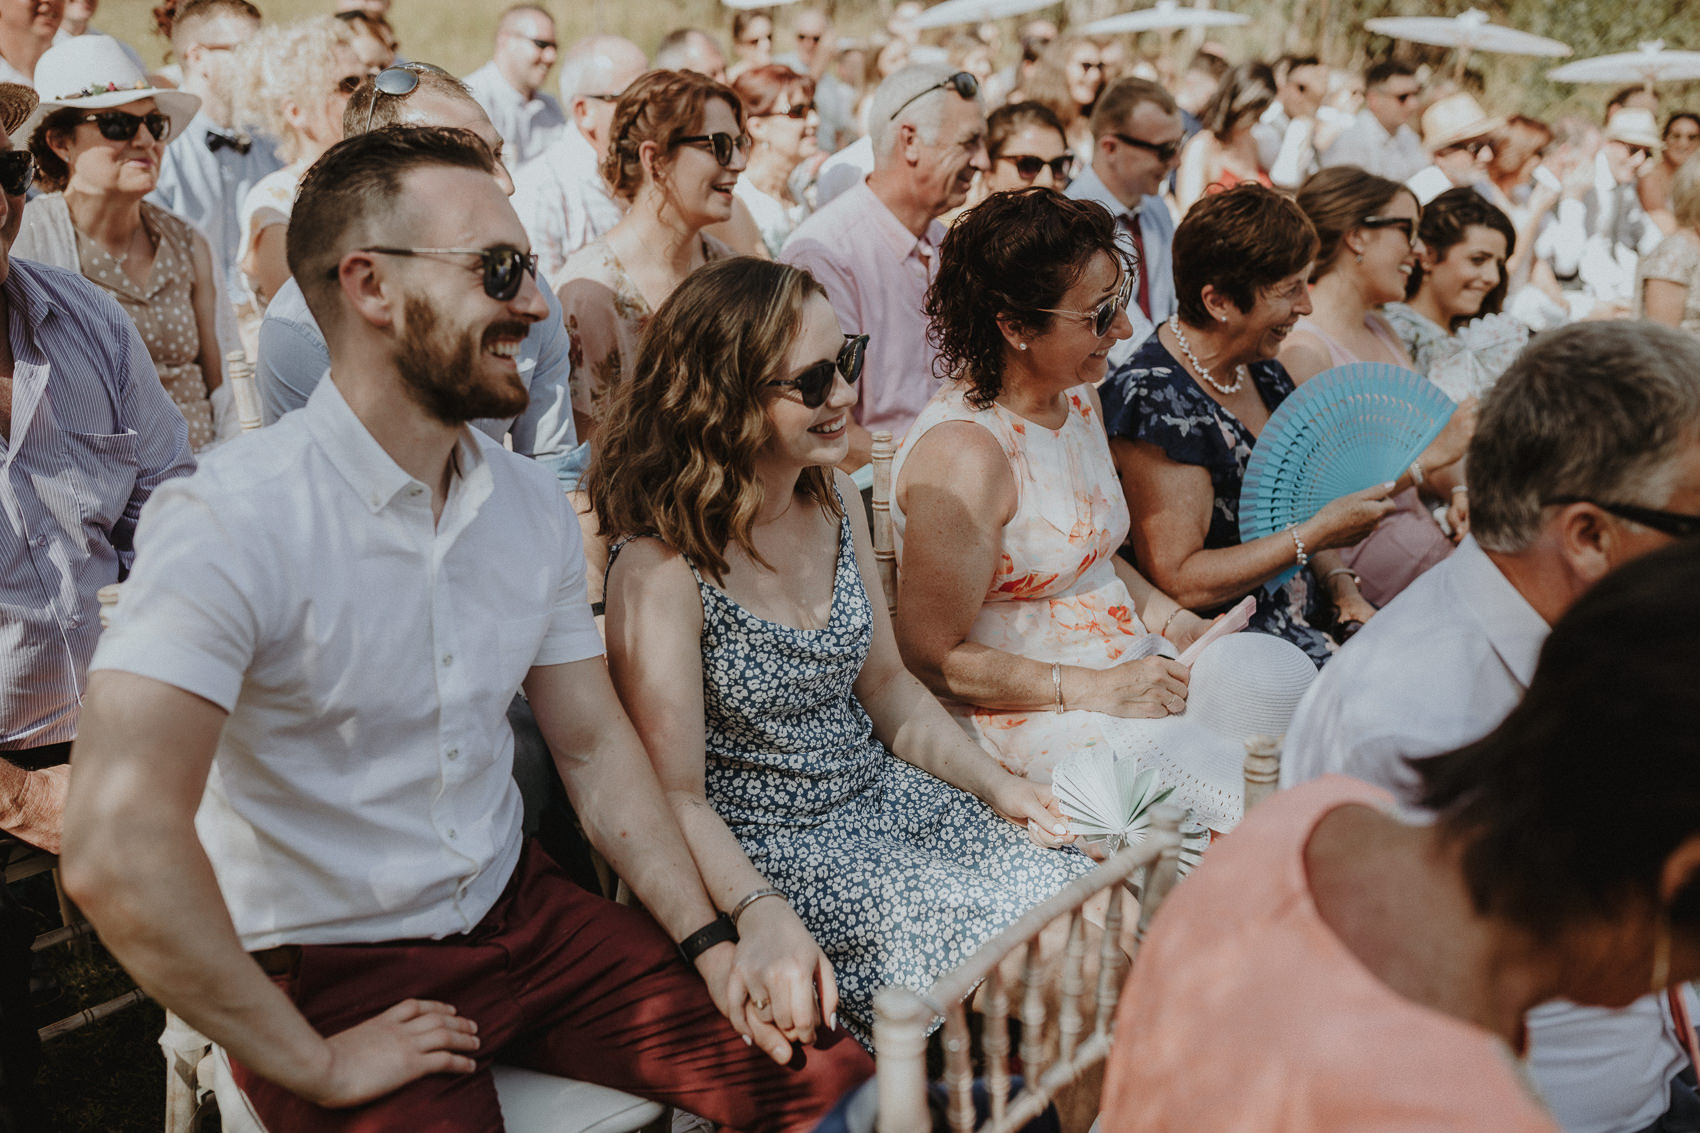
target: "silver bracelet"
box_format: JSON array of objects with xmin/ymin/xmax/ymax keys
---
[
  {"xmin": 1287, "ymin": 523, "xmax": 1308, "ymax": 568},
  {"xmin": 1161, "ymin": 607, "xmax": 1185, "ymax": 637},
  {"xmin": 1409, "ymin": 459, "xmax": 1426, "ymax": 488},
  {"xmin": 1451, "ymin": 484, "xmax": 1469, "ymax": 495},
  {"xmin": 731, "ymin": 887, "xmax": 786, "ymax": 928},
  {"xmin": 1051, "ymin": 661, "xmax": 1064, "ymax": 713}
]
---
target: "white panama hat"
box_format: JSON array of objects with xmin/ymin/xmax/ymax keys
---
[
  {"xmin": 1133, "ymin": 632, "xmax": 1319, "ymax": 832},
  {"xmin": 12, "ymin": 35, "xmax": 200, "ymax": 147}
]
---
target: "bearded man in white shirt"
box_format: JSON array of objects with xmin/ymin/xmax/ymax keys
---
[
  {"xmin": 59, "ymin": 125, "xmax": 871, "ymax": 1131},
  {"xmin": 1285, "ymin": 320, "xmax": 1700, "ymax": 1133}
]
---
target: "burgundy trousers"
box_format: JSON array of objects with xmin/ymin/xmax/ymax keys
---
[{"xmin": 232, "ymin": 841, "xmax": 873, "ymax": 1132}]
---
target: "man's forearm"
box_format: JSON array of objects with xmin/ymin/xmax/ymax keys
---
[{"xmin": 0, "ymin": 759, "xmax": 67, "ymax": 853}]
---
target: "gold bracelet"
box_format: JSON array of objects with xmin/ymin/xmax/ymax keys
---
[
  {"xmin": 1161, "ymin": 607, "xmax": 1185, "ymax": 637},
  {"xmin": 1051, "ymin": 661, "xmax": 1064, "ymax": 713}
]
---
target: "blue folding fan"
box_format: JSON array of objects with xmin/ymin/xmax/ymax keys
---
[{"xmin": 1240, "ymin": 362, "xmax": 1455, "ymax": 589}]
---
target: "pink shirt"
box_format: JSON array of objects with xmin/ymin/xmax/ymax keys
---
[
  {"xmin": 1102, "ymin": 776, "xmax": 1559, "ymax": 1132},
  {"xmin": 779, "ymin": 180, "xmax": 945, "ymax": 443}
]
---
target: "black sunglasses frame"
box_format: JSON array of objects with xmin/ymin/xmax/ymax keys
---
[
  {"xmin": 1360, "ymin": 215, "xmax": 1417, "ymax": 243},
  {"xmin": 361, "ymin": 246, "xmax": 540, "ymax": 301},
  {"xmin": 768, "ymin": 334, "xmax": 869, "ymax": 408},
  {"xmin": 1545, "ymin": 496, "xmax": 1700, "ymax": 539},
  {"xmin": 759, "ymin": 101, "xmax": 815, "ymax": 120},
  {"xmin": 0, "ymin": 151, "xmax": 35, "ymax": 197},
  {"xmin": 1110, "ymin": 132, "xmax": 1182, "ymax": 163},
  {"xmin": 675, "ymin": 131, "xmax": 752, "ymax": 166},
  {"xmin": 85, "ymin": 110, "xmax": 173, "ymax": 144},
  {"xmin": 999, "ymin": 153, "xmax": 1073, "ymax": 182},
  {"xmin": 888, "ymin": 71, "xmax": 979, "ymax": 121}
]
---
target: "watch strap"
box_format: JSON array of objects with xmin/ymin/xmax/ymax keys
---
[{"xmin": 677, "ymin": 912, "xmax": 738, "ymax": 965}]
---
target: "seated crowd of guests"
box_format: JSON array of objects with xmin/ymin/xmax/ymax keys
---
[{"xmin": 4, "ymin": 4, "xmax": 1700, "ymax": 1132}]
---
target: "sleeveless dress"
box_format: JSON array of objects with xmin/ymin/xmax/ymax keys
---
[
  {"xmin": 1101, "ymin": 336, "xmax": 1332, "ymax": 667},
  {"xmin": 891, "ymin": 385, "xmax": 1178, "ymax": 778},
  {"xmin": 1288, "ymin": 316, "xmax": 1452, "ymax": 608},
  {"xmin": 608, "ymin": 504, "xmax": 1094, "ymax": 1046}
]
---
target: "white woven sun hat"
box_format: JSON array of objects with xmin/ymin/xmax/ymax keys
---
[{"xmin": 13, "ymin": 35, "xmax": 200, "ymax": 147}]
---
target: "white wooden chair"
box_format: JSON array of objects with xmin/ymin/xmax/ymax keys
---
[
  {"xmin": 1242, "ymin": 734, "xmax": 1282, "ymax": 815},
  {"xmin": 224, "ymin": 351, "xmax": 264, "ymax": 434},
  {"xmin": 869, "ymin": 430, "xmax": 898, "ymax": 617},
  {"xmin": 872, "ymin": 806, "xmax": 1185, "ymax": 1133}
]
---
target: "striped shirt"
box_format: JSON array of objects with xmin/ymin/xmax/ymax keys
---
[{"xmin": 0, "ymin": 257, "xmax": 195, "ymax": 748}]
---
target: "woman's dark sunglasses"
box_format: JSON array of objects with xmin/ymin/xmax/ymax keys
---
[
  {"xmin": 361, "ymin": 246, "xmax": 540, "ymax": 301},
  {"xmin": 1361, "ymin": 215, "xmax": 1416, "ymax": 241},
  {"xmin": 1546, "ymin": 496, "xmax": 1700, "ymax": 538},
  {"xmin": 761, "ymin": 102, "xmax": 815, "ymax": 120},
  {"xmin": 0, "ymin": 151, "xmax": 35, "ymax": 197},
  {"xmin": 85, "ymin": 110, "xmax": 172, "ymax": 143},
  {"xmin": 676, "ymin": 131, "xmax": 752, "ymax": 166},
  {"xmin": 999, "ymin": 153, "xmax": 1072, "ymax": 182},
  {"xmin": 1039, "ymin": 271, "xmax": 1135, "ymax": 337},
  {"xmin": 767, "ymin": 333, "xmax": 869, "ymax": 408},
  {"xmin": 888, "ymin": 71, "xmax": 979, "ymax": 120}
]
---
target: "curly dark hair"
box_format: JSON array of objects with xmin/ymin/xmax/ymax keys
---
[
  {"xmin": 1403, "ymin": 186, "xmax": 1516, "ymax": 321},
  {"xmin": 925, "ymin": 187, "xmax": 1122, "ymax": 409}
]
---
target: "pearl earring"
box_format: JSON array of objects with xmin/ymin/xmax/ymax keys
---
[
  {"xmin": 1017, "ymin": 342, "xmax": 1028, "ymax": 351},
  {"xmin": 1218, "ymin": 315, "xmax": 1227, "ymax": 322},
  {"xmin": 1355, "ymin": 252, "xmax": 1364, "ymax": 264}
]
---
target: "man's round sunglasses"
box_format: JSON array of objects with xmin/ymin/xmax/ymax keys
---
[
  {"xmin": 362, "ymin": 63, "xmax": 448, "ymax": 133},
  {"xmin": 998, "ymin": 153, "xmax": 1072, "ymax": 182},
  {"xmin": 766, "ymin": 333, "xmax": 869, "ymax": 408},
  {"xmin": 1039, "ymin": 270, "xmax": 1135, "ymax": 337},
  {"xmin": 0, "ymin": 151, "xmax": 35, "ymax": 197},
  {"xmin": 1546, "ymin": 497, "xmax": 1700, "ymax": 539},
  {"xmin": 676, "ymin": 131, "xmax": 752, "ymax": 166},
  {"xmin": 1111, "ymin": 132, "xmax": 1182, "ymax": 163},
  {"xmin": 888, "ymin": 71, "xmax": 978, "ymax": 121},
  {"xmin": 84, "ymin": 110, "xmax": 173, "ymax": 144},
  {"xmin": 360, "ymin": 246, "xmax": 540, "ymax": 301}
]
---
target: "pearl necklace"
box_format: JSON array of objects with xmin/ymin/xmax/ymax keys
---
[{"xmin": 1168, "ymin": 315, "xmax": 1247, "ymax": 396}]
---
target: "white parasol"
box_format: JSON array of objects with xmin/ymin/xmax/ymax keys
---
[
  {"xmin": 721, "ymin": 0, "xmax": 803, "ymax": 10},
  {"xmin": 1363, "ymin": 9, "xmax": 1571, "ymax": 58},
  {"xmin": 1081, "ymin": 0, "xmax": 1250, "ymax": 37},
  {"xmin": 909, "ymin": 0, "xmax": 1059, "ymax": 31},
  {"xmin": 1548, "ymin": 41, "xmax": 1700, "ymax": 88}
]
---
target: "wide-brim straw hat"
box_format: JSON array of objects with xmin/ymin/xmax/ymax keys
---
[
  {"xmin": 1421, "ymin": 92, "xmax": 1504, "ymax": 154},
  {"xmin": 1131, "ymin": 632, "xmax": 1319, "ymax": 830},
  {"xmin": 12, "ymin": 36, "xmax": 199, "ymax": 146},
  {"xmin": 1605, "ymin": 107, "xmax": 1662, "ymax": 151},
  {"xmin": 0, "ymin": 83, "xmax": 36, "ymax": 137}
]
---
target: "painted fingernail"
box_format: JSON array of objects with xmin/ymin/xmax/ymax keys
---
[
  {"xmin": 830, "ymin": 1012, "xmax": 839, "ymax": 1031},
  {"xmin": 742, "ymin": 1034, "xmax": 752, "ymax": 1046}
]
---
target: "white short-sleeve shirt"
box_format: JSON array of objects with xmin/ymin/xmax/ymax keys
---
[{"xmin": 91, "ymin": 377, "xmax": 603, "ymax": 949}]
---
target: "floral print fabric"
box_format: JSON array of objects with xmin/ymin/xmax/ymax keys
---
[
  {"xmin": 1100, "ymin": 337, "xmax": 1331, "ymax": 666},
  {"xmin": 611, "ymin": 503, "xmax": 1092, "ymax": 1046}
]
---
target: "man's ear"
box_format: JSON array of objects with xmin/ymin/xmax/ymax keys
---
[
  {"xmin": 1552, "ymin": 501, "xmax": 1618, "ymax": 589},
  {"xmin": 337, "ymin": 251, "xmax": 397, "ymax": 329}
]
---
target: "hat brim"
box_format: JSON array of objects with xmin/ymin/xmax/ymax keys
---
[
  {"xmin": 11, "ymin": 87, "xmax": 200, "ymax": 148},
  {"xmin": 1427, "ymin": 115, "xmax": 1506, "ymax": 154}
]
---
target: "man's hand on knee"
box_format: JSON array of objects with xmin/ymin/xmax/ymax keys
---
[
  {"xmin": 312, "ymin": 999, "xmax": 482, "ymax": 1107},
  {"xmin": 0, "ymin": 762, "xmax": 68, "ymax": 854}
]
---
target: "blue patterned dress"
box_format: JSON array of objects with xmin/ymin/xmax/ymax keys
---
[
  {"xmin": 1100, "ymin": 336, "xmax": 1332, "ymax": 666},
  {"xmin": 610, "ymin": 507, "xmax": 1094, "ymax": 1045}
]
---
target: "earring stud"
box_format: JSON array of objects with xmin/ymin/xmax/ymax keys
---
[{"xmin": 1018, "ymin": 342, "xmax": 1028, "ymax": 350}]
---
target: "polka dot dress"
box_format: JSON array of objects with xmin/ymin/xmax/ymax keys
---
[
  {"xmin": 611, "ymin": 500, "xmax": 1095, "ymax": 1047},
  {"xmin": 75, "ymin": 200, "xmax": 215, "ymax": 451}
]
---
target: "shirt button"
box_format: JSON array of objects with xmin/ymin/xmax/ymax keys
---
[
  {"xmin": 445, "ymin": 748, "xmax": 458, "ymax": 761},
  {"xmin": 409, "ymin": 486, "xmax": 424, "ymax": 497},
  {"xmin": 447, "ymin": 829, "xmax": 457, "ymax": 840},
  {"xmin": 441, "ymin": 654, "xmax": 454, "ymax": 667},
  {"xmin": 33, "ymin": 535, "xmax": 47, "ymax": 547},
  {"xmin": 66, "ymin": 614, "xmax": 82, "ymax": 628}
]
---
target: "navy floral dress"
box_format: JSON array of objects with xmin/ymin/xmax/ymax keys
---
[
  {"xmin": 610, "ymin": 505, "xmax": 1094, "ymax": 1046},
  {"xmin": 1100, "ymin": 336, "xmax": 1332, "ymax": 666}
]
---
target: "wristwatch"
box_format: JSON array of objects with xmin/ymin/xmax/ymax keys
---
[{"xmin": 677, "ymin": 912, "xmax": 738, "ymax": 965}]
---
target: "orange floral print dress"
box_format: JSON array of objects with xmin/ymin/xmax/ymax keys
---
[{"xmin": 893, "ymin": 382, "xmax": 1171, "ymax": 783}]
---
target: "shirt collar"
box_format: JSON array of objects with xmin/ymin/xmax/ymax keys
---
[
  {"xmin": 303, "ymin": 375, "xmax": 491, "ymax": 516},
  {"xmin": 1071, "ymin": 165, "xmax": 1143, "ymax": 221},
  {"xmin": 856, "ymin": 181, "xmax": 945, "ymax": 265},
  {"xmin": 4, "ymin": 257, "xmax": 64, "ymax": 326},
  {"xmin": 1449, "ymin": 536, "xmax": 1550, "ymax": 690}
]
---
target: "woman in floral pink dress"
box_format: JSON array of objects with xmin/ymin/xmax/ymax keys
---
[{"xmin": 893, "ymin": 189, "xmax": 1231, "ymax": 824}]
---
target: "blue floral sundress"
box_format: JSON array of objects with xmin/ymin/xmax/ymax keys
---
[{"xmin": 611, "ymin": 503, "xmax": 1093, "ymax": 1045}]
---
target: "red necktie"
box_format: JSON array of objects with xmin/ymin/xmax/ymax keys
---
[{"xmin": 1122, "ymin": 211, "xmax": 1152, "ymax": 320}]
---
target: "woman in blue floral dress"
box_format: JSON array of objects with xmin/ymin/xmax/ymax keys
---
[
  {"xmin": 1102, "ymin": 186, "xmax": 1396, "ymax": 665},
  {"xmin": 587, "ymin": 257, "xmax": 1095, "ymax": 1052}
]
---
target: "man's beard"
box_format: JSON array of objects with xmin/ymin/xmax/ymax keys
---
[{"xmin": 393, "ymin": 294, "xmax": 531, "ymax": 425}]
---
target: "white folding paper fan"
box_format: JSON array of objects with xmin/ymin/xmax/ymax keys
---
[
  {"xmin": 1051, "ymin": 746, "xmax": 1175, "ymax": 850},
  {"xmin": 1240, "ymin": 362, "xmax": 1455, "ymax": 588}
]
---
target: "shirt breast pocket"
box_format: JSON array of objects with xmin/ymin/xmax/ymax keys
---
[{"xmin": 60, "ymin": 429, "xmax": 140, "ymax": 532}]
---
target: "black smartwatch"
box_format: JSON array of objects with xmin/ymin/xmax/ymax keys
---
[{"xmin": 677, "ymin": 912, "xmax": 738, "ymax": 964}]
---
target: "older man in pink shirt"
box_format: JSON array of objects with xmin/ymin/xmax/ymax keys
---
[{"xmin": 780, "ymin": 62, "xmax": 988, "ymax": 469}]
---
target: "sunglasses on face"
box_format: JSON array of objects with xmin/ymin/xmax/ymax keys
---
[
  {"xmin": 1360, "ymin": 214, "xmax": 1416, "ymax": 244},
  {"xmin": 767, "ymin": 333, "xmax": 868, "ymax": 408},
  {"xmin": 1438, "ymin": 138, "xmax": 1490, "ymax": 157},
  {"xmin": 1111, "ymin": 132, "xmax": 1182, "ymax": 163},
  {"xmin": 361, "ymin": 245, "xmax": 540, "ymax": 301},
  {"xmin": 84, "ymin": 110, "xmax": 172, "ymax": 143},
  {"xmin": 797, "ymin": 33, "xmax": 822, "ymax": 43},
  {"xmin": 1546, "ymin": 496, "xmax": 1700, "ymax": 538},
  {"xmin": 998, "ymin": 153, "xmax": 1071, "ymax": 182},
  {"xmin": 761, "ymin": 101, "xmax": 815, "ymax": 120},
  {"xmin": 889, "ymin": 70, "xmax": 979, "ymax": 120},
  {"xmin": 1039, "ymin": 270, "xmax": 1135, "ymax": 337},
  {"xmin": 676, "ymin": 131, "xmax": 752, "ymax": 166},
  {"xmin": 511, "ymin": 34, "xmax": 557, "ymax": 51},
  {"xmin": 0, "ymin": 150, "xmax": 34, "ymax": 197}
]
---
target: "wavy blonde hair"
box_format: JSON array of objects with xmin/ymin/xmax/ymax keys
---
[
  {"xmin": 588, "ymin": 257, "xmax": 843, "ymax": 583},
  {"xmin": 230, "ymin": 15, "xmax": 357, "ymax": 162}
]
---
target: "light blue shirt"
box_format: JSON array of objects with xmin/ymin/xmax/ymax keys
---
[
  {"xmin": 1066, "ymin": 166, "xmax": 1176, "ymax": 366},
  {"xmin": 0, "ymin": 258, "xmax": 195, "ymax": 747},
  {"xmin": 254, "ymin": 277, "xmax": 586, "ymax": 490},
  {"xmin": 149, "ymin": 111, "xmax": 283, "ymax": 303}
]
